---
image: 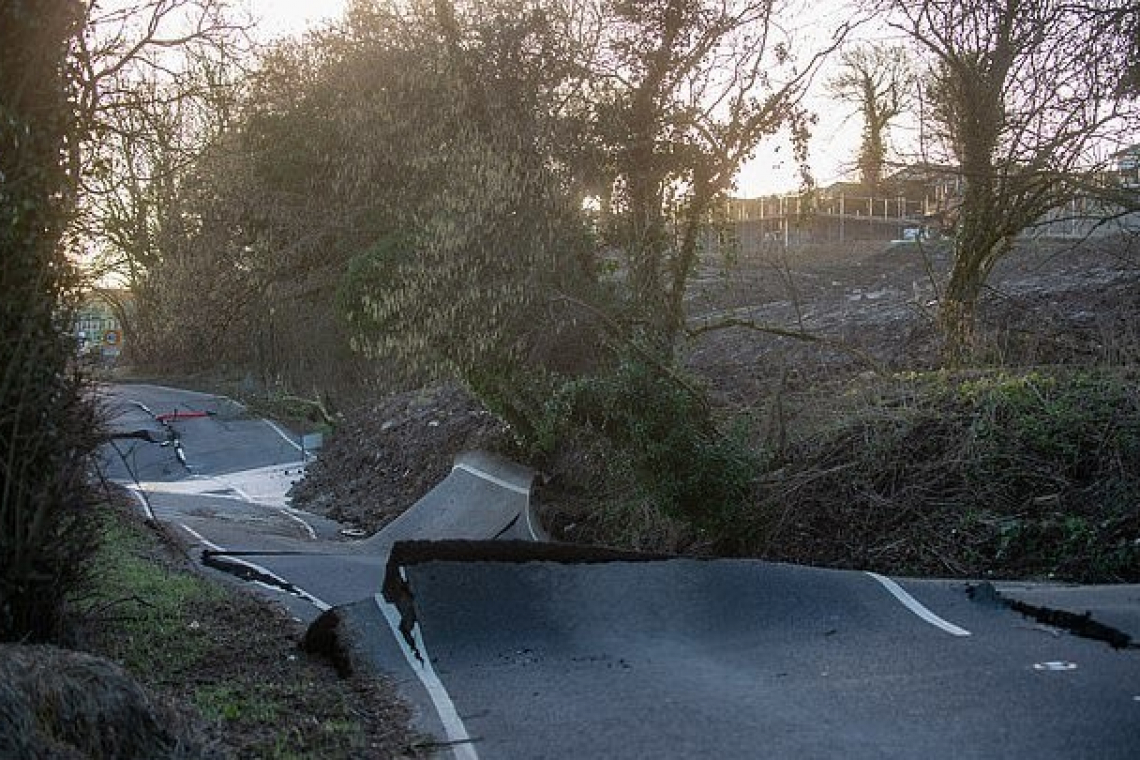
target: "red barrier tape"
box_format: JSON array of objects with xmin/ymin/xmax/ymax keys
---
[{"xmin": 155, "ymin": 410, "xmax": 210, "ymax": 422}]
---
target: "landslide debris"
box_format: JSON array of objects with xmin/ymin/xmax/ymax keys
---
[{"xmin": 289, "ymin": 384, "xmax": 512, "ymax": 532}]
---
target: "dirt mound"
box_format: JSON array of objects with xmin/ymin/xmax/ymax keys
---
[
  {"xmin": 0, "ymin": 643, "xmax": 216, "ymax": 759},
  {"xmin": 290, "ymin": 383, "xmax": 512, "ymax": 531}
]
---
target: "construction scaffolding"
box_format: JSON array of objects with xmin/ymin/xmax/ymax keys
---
[{"xmin": 714, "ymin": 193, "xmax": 934, "ymax": 253}]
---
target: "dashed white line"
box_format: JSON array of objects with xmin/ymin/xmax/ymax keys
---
[
  {"xmin": 865, "ymin": 572, "xmax": 972, "ymax": 637},
  {"xmin": 374, "ymin": 590, "xmax": 479, "ymax": 760}
]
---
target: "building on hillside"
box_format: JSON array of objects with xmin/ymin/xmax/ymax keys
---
[
  {"xmin": 712, "ymin": 166, "xmax": 958, "ymax": 255},
  {"xmin": 712, "ymin": 154, "xmax": 1140, "ymax": 255},
  {"xmin": 1029, "ymin": 146, "xmax": 1140, "ymax": 238},
  {"xmin": 1113, "ymin": 144, "xmax": 1140, "ymax": 189}
]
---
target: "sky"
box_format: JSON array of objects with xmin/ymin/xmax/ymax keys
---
[
  {"xmin": 245, "ymin": 0, "xmax": 348, "ymax": 39},
  {"xmin": 245, "ymin": 0, "xmax": 873, "ymax": 197}
]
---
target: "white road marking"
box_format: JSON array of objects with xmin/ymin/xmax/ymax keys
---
[
  {"xmin": 125, "ymin": 485, "xmax": 157, "ymax": 522},
  {"xmin": 865, "ymin": 572, "xmax": 972, "ymax": 637},
  {"xmin": 278, "ymin": 506, "xmax": 319, "ymax": 540},
  {"xmin": 452, "ymin": 461, "xmax": 540, "ymax": 539},
  {"xmin": 130, "ymin": 400, "xmax": 155, "ymax": 417},
  {"xmin": 374, "ymin": 591, "xmax": 479, "ymax": 760},
  {"xmin": 179, "ymin": 522, "xmax": 224, "ymax": 551},
  {"xmin": 523, "ymin": 501, "xmax": 541, "ymax": 542},
  {"xmin": 452, "ymin": 462, "xmax": 530, "ymax": 495},
  {"xmin": 178, "ymin": 523, "xmax": 331, "ymax": 611},
  {"xmin": 264, "ymin": 419, "xmax": 309, "ymax": 457},
  {"xmin": 229, "ymin": 483, "xmax": 319, "ymax": 540}
]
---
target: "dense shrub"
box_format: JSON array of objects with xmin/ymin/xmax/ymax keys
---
[
  {"xmin": 545, "ymin": 354, "xmax": 757, "ymax": 532},
  {"xmin": 744, "ymin": 369, "xmax": 1140, "ymax": 580}
]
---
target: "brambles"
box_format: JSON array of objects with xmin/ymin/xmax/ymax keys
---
[
  {"xmin": 542, "ymin": 353, "xmax": 758, "ymax": 533},
  {"xmin": 739, "ymin": 369, "xmax": 1140, "ymax": 581}
]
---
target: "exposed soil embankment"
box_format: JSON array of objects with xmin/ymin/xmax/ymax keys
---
[{"xmin": 290, "ymin": 384, "xmax": 512, "ymax": 532}]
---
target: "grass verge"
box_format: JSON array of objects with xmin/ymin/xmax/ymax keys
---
[{"xmin": 73, "ymin": 499, "xmax": 416, "ymax": 759}]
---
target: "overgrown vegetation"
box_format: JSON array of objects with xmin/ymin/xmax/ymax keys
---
[
  {"xmin": 0, "ymin": 0, "xmax": 102, "ymax": 642},
  {"xmin": 729, "ymin": 367, "xmax": 1140, "ymax": 581},
  {"xmin": 74, "ymin": 503, "xmax": 415, "ymax": 758},
  {"xmin": 540, "ymin": 353, "xmax": 757, "ymax": 532}
]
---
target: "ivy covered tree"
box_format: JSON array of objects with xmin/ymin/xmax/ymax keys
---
[
  {"xmin": 590, "ymin": 0, "xmax": 848, "ymax": 356},
  {"xmin": 828, "ymin": 43, "xmax": 914, "ymax": 194},
  {"xmin": 0, "ymin": 0, "xmax": 99, "ymax": 641}
]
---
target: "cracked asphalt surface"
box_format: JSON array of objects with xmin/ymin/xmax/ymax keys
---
[{"xmin": 100, "ymin": 384, "xmax": 1140, "ymax": 759}]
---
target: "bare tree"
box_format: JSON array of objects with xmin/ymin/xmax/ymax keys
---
[
  {"xmin": 588, "ymin": 0, "xmax": 850, "ymax": 356},
  {"xmin": 827, "ymin": 43, "xmax": 915, "ymax": 193},
  {"xmin": 71, "ymin": 0, "xmax": 249, "ymax": 341},
  {"xmin": 888, "ymin": 0, "xmax": 1140, "ymax": 360}
]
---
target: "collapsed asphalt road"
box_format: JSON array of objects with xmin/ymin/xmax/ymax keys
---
[
  {"xmin": 98, "ymin": 384, "xmax": 536, "ymax": 621},
  {"xmin": 100, "ymin": 384, "xmax": 1140, "ymax": 759}
]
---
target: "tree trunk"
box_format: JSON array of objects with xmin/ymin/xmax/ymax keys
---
[{"xmin": 939, "ymin": 218, "xmax": 1010, "ymax": 364}]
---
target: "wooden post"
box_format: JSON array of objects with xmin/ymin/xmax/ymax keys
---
[{"xmin": 839, "ymin": 193, "xmax": 845, "ymax": 244}]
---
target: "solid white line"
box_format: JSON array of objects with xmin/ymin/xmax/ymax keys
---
[
  {"xmin": 230, "ymin": 484, "xmax": 319, "ymax": 541},
  {"xmin": 866, "ymin": 572, "xmax": 972, "ymax": 637},
  {"xmin": 263, "ymin": 419, "xmax": 304, "ymax": 454},
  {"xmin": 452, "ymin": 462, "xmax": 529, "ymax": 495},
  {"xmin": 130, "ymin": 400, "xmax": 155, "ymax": 417},
  {"xmin": 125, "ymin": 485, "xmax": 157, "ymax": 522},
  {"xmin": 523, "ymin": 502, "xmax": 540, "ymax": 542},
  {"xmin": 278, "ymin": 506, "xmax": 319, "ymax": 541},
  {"xmin": 179, "ymin": 522, "xmax": 224, "ymax": 551},
  {"xmin": 374, "ymin": 592, "xmax": 479, "ymax": 760},
  {"xmin": 178, "ymin": 523, "xmax": 331, "ymax": 611},
  {"xmin": 280, "ymin": 505, "xmax": 321, "ymax": 540}
]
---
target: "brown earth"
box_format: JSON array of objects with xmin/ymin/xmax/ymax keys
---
[
  {"xmin": 289, "ymin": 384, "xmax": 514, "ymax": 533},
  {"xmin": 291, "ymin": 235, "xmax": 1140, "ymax": 568}
]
